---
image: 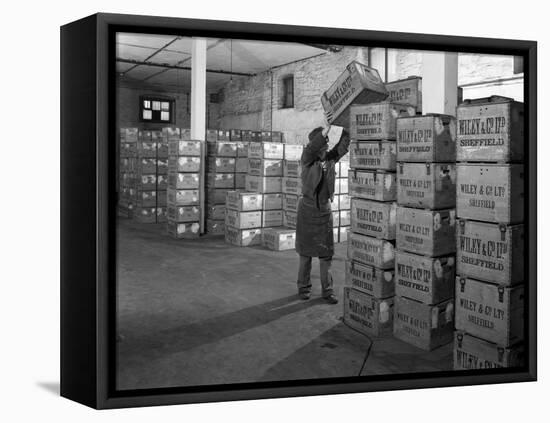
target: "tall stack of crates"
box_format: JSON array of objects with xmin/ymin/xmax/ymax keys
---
[
  {"xmin": 454, "ymin": 96, "xmax": 525, "ymax": 369},
  {"xmin": 393, "ymin": 113, "xmax": 457, "ymax": 351},
  {"xmin": 118, "ymin": 127, "xmax": 138, "ymax": 218},
  {"xmin": 206, "ymin": 133, "xmax": 237, "ymax": 235},
  {"xmin": 334, "ymin": 159, "xmax": 351, "ymax": 243},
  {"xmin": 281, "ymin": 143, "xmax": 303, "ymax": 231},
  {"xmin": 166, "ymin": 129, "xmax": 203, "ymax": 239},
  {"xmin": 343, "ymin": 101, "xmax": 416, "ymax": 338}
]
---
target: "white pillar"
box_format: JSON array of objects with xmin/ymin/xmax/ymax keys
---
[
  {"xmin": 369, "ymin": 47, "xmax": 387, "ymax": 82},
  {"xmin": 422, "ymin": 51, "xmax": 459, "ymax": 116},
  {"xmin": 191, "ymin": 37, "xmax": 207, "ymax": 233},
  {"xmin": 386, "ymin": 49, "xmax": 399, "ymax": 82}
]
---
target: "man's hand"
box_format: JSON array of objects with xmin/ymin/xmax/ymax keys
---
[{"xmin": 322, "ymin": 110, "xmax": 332, "ymax": 137}]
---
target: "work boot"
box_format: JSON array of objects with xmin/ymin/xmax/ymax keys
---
[
  {"xmin": 299, "ymin": 292, "xmax": 311, "ymax": 300},
  {"xmin": 323, "ymin": 294, "xmax": 338, "ymax": 304}
]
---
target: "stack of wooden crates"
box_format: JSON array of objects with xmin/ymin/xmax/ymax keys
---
[
  {"xmin": 118, "ymin": 127, "xmax": 139, "ymax": 218},
  {"xmin": 393, "ymin": 113, "xmax": 457, "ymax": 350},
  {"xmin": 454, "ymin": 96, "xmax": 525, "ymax": 369}
]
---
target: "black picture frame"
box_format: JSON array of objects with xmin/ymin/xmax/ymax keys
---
[{"xmin": 60, "ymin": 12, "xmax": 537, "ymax": 409}]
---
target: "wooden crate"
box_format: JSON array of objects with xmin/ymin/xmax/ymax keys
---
[
  {"xmin": 180, "ymin": 128, "xmax": 191, "ymax": 140},
  {"xmin": 217, "ymin": 129, "xmax": 231, "ymax": 141},
  {"xmin": 248, "ymin": 142, "xmax": 285, "ymax": 159},
  {"xmin": 206, "ymin": 129, "xmax": 218, "ymax": 142},
  {"xmin": 347, "ymin": 231, "xmax": 395, "ymax": 269},
  {"xmin": 396, "ymin": 114, "xmax": 456, "ymax": 162},
  {"xmin": 225, "ymin": 210, "xmax": 262, "ymax": 230},
  {"xmin": 282, "ymin": 177, "xmax": 302, "ymax": 195},
  {"xmin": 138, "ymin": 130, "xmax": 152, "ymax": 141},
  {"xmin": 167, "ymin": 173, "xmax": 200, "ymax": 190},
  {"xmin": 457, "ymin": 164, "xmax": 524, "ymax": 224},
  {"xmin": 453, "ymin": 331, "xmax": 524, "ymax": 370},
  {"xmin": 206, "ymin": 173, "xmax": 235, "ymax": 189},
  {"xmin": 157, "ymin": 175, "xmax": 168, "ymax": 191},
  {"xmin": 136, "ymin": 158, "xmax": 157, "ymax": 174},
  {"xmin": 262, "ymin": 228, "xmax": 296, "ymax": 251},
  {"xmin": 395, "ymin": 250, "xmax": 455, "ymax": 305},
  {"xmin": 262, "ymin": 210, "xmax": 283, "ymax": 227},
  {"xmin": 167, "ymin": 188, "xmax": 199, "ymax": 206},
  {"xmin": 241, "ymin": 130, "xmax": 253, "ymax": 142},
  {"xmin": 245, "ymin": 175, "xmax": 283, "ymax": 194},
  {"xmin": 343, "ymin": 287, "xmax": 394, "ymax": 337},
  {"xmin": 235, "ymin": 173, "xmax": 246, "ymax": 189},
  {"xmin": 345, "ymin": 260, "xmax": 395, "ymax": 299},
  {"xmin": 156, "ymin": 207, "xmax": 167, "ymax": 223},
  {"xmin": 167, "ymin": 205, "xmax": 201, "ymax": 223},
  {"xmin": 161, "ymin": 127, "xmax": 180, "ymax": 141},
  {"xmin": 206, "ymin": 188, "xmax": 231, "ymax": 205},
  {"xmin": 157, "ymin": 159, "xmax": 168, "ymax": 175},
  {"xmin": 349, "ymin": 140, "xmax": 397, "ymax": 171},
  {"xmin": 157, "ymin": 141, "xmax": 168, "ymax": 159},
  {"xmin": 135, "ymin": 190, "xmax": 157, "ymax": 207},
  {"xmin": 224, "ymin": 226, "xmax": 262, "ymax": 247},
  {"xmin": 321, "ymin": 61, "xmax": 388, "ymax": 127},
  {"xmin": 120, "ymin": 127, "xmax": 139, "ymax": 143},
  {"xmin": 168, "ymin": 156, "xmax": 201, "ymax": 173},
  {"xmin": 284, "ymin": 144, "xmax": 304, "ymax": 161},
  {"xmin": 263, "ymin": 193, "xmax": 283, "ymax": 210},
  {"xmin": 235, "ymin": 157, "xmax": 248, "ymax": 173},
  {"xmin": 397, "ymin": 163, "xmax": 456, "ymax": 209},
  {"xmin": 137, "ymin": 141, "xmax": 157, "ymax": 158},
  {"xmin": 207, "ymin": 141, "xmax": 237, "ymax": 157},
  {"xmin": 283, "ymin": 211, "xmax": 297, "ymax": 228},
  {"xmin": 206, "ymin": 219, "xmax": 225, "ymax": 235},
  {"xmin": 385, "ymin": 76, "xmax": 422, "ymax": 110},
  {"xmin": 396, "ymin": 207, "xmax": 456, "ymax": 257},
  {"xmin": 348, "ymin": 170, "xmax": 396, "ymax": 202},
  {"xmin": 135, "ymin": 206, "xmax": 157, "ymax": 224},
  {"xmin": 457, "ymin": 220, "xmax": 524, "ymax": 286},
  {"xmin": 248, "ymin": 158, "xmax": 283, "ymax": 177},
  {"xmin": 136, "ymin": 174, "xmax": 158, "ymax": 191},
  {"xmin": 271, "ymin": 131, "xmax": 283, "ymax": 143},
  {"xmin": 457, "ymin": 96, "xmax": 524, "ymax": 162},
  {"xmin": 226, "ymin": 191, "xmax": 263, "ymax": 211},
  {"xmin": 229, "ymin": 129, "xmax": 242, "ymax": 141},
  {"xmin": 394, "ymin": 296, "xmax": 454, "ymax": 351},
  {"xmin": 168, "ymin": 140, "xmax": 201, "ymax": 156},
  {"xmin": 206, "ymin": 157, "xmax": 236, "ymax": 173},
  {"xmin": 166, "ymin": 221, "xmax": 200, "ymax": 239},
  {"xmin": 283, "ymin": 194, "xmax": 300, "ymax": 213},
  {"xmin": 157, "ymin": 190, "xmax": 167, "ymax": 207},
  {"xmin": 283, "ymin": 160, "xmax": 302, "ymax": 178},
  {"xmin": 206, "ymin": 204, "xmax": 226, "ymax": 221},
  {"xmin": 350, "ymin": 102, "xmax": 416, "ymax": 140},
  {"xmin": 455, "ymin": 276, "xmax": 524, "ymax": 347},
  {"xmin": 350, "ymin": 198, "xmax": 397, "ymax": 239},
  {"xmin": 237, "ymin": 141, "xmax": 249, "ymax": 158}
]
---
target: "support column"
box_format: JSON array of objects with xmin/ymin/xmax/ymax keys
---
[
  {"xmin": 421, "ymin": 51, "xmax": 459, "ymax": 116},
  {"xmin": 191, "ymin": 37, "xmax": 207, "ymax": 233},
  {"xmin": 369, "ymin": 47, "xmax": 387, "ymax": 82}
]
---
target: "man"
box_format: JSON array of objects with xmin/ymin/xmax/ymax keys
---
[{"xmin": 295, "ymin": 117, "xmax": 350, "ymax": 304}]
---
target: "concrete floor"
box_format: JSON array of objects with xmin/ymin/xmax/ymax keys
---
[{"xmin": 116, "ymin": 219, "xmax": 453, "ymax": 390}]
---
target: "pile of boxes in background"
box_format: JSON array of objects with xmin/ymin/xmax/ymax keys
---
[
  {"xmin": 118, "ymin": 127, "xmax": 139, "ymax": 218},
  {"xmin": 166, "ymin": 128, "xmax": 202, "ymax": 239},
  {"xmin": 454, "ymin": 96, "xmax": 525, "ymax": 369},
  {"xmin": 393, "ymin": 113, "xmax": 457, "ymax": 351}
]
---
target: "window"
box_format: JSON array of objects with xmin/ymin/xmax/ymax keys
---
[
  {"xmin": 140, "ymin": 96, "xmax": 175, "ymax": 123},
  {"xmin": 513, "ymin": 56, "xmax": 524, "ymax": 75},
  {"xmin": 282, "ymin": 76, "xmax": 294, "ymax": 108}
]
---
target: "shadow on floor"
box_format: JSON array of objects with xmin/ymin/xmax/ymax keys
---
[
  {"xmin": 36, "ymin": 381, "xmax": 60, "ymax": 396},
  {"xmin": 118, "ymin": 295, "xmax": 325, "ymax": 361}
]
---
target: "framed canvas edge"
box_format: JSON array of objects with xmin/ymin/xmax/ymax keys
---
[{"xmin": 61, "ymin": 12, "xmax": 537, "ymax": 410}]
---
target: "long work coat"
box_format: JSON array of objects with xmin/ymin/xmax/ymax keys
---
[{"xmin": 295, "ymin": 127, "xmax": 350, "ymax": 257}]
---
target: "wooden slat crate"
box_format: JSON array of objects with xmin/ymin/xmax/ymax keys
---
[
  {"xmin": 282, "ymin": 177, "xmax": 302, "ymax": 195},
  {"xmin": 229, "ymin": 129, "xmax": 242, "ymax": 141},
  {"xmin": 225, "ymin": 210, "xmax": 262, "ymax": 230},
  {"xmin": 393, "ymin": 296, "xmax": 454, "ymax": 351},
  {"xmin": 283, "ymin": 194, "xmax": 300, "ymax": 213},
  {"xmin": 135, "ymin": 206, "xmax": 158, "ymax": 224},
  {"xmin": 395, "ymin": 250, "xmax": 455, "ymax": 305},
  {"xmin": 161, "ymin": 127, "xmax": 180, "ymax": 141},
  {"xmin": 168, "ymin": 156, "xmax": 201, "ymax": 173},
  {"xmin": 235, "ymin": 173, "xmax": 246, "ymax": 189},
  {"xmin": 348, "ymin": 170, "xmax": 396, "ymax": 202},
  {"xmin": 245, "ymin": 175, "xmax": 283, "ymax": 194},
  {"xmin": 345, "ymin": 260, "xmax": 395, "ymax": 299},
  {"xmin": 166, "ymin": 221, "xmax": 201, "ymax": 239},
  {"xmin": 385, "ymin": 76, "xmax": 422, "ymax": 110},
  {"xmin": 350, "ymin": 198, "xmax": 397, "ymax": 239},
  {"xmin": 248, "ymin": 158, "xmax": 283, "ymax": 177},
  {"xmin": 167, "ymin": 173, "xmax": 200, "ymax": 190},
  {"xmin": 396, "ymin": 114, "xmax": 456, "ymax": 162},
  {"xmin": 455, "ymin": 276, "xmax": 524, "ymax": 347},
  {"xmin": 237, "ymin": 141, "xmax": 249, "ymax": 158},
  {"xmin": 205, "ymin": 188, "xmax": 231, "ymax": 205},
  {"xmin": 137, "ymin": 142, "xmax": 157, "ymax": 158},
  {"xmin": 284, "ymin": 144, "xmax": 304, "ymax": 161},
  {"xmin": 136, "ymin": 174, "xmax": 158, "ymax": 191},
  {"xmin": 271, "ymin": 131, "xmax": 283, "ymax": 143},
  {"xmin": 343, "ymin": 287, "xmax": 394, "ymax": 337},
  {"xmin": 167, "ymin": 188, "xmax": 199, "ymax": 206},
  {"xmin": 396, "ymin": 207, "xmax": 456, "ymax": 256},
  {"xmin": 167, "ymin": 205, "xmax": 201, "ymax": 223},
  {"xmin": 206, "ymin": 173, "xmax": 235, "ymax": 190},
  {"xmin": 156, "ymin": 207, "xmax": 167, "ymax": 223},
  {"xmin": 283, "ymin": 211, "xmax": 297, "ymax": 228},
  {"xmin": 263, "ymin": 193, "xmax": 283, "ymax": 210},
  {"xmin": 321, "ymin": 61, "xmax": 388, "ymax": 127},
  {"xmin": 283, "ymin": 160, "xmax": 302, "ymax": 178},
  {"xmin": 350, "ymin": 102, "xmax": 416, "ymax": 140},
  {"xmin": 206, "ymin": 129, "xmax": 218, "ymax": 142},
  {"xmin": 138, "ymin": 130, "xmax": 152, "ymax": 141},
  {"xmin": 262, "ymin": 228, "xmax": 296, "ymax": 251},
  {"xmin": 206, "ymin": 219, "xmax": 225, "ymax": 235},
  {"xmin": 262, "ymin": 210, "xmax": 283, "ymax": 227},
  {"xmin": 168, "ymin": 140, "xmax": 201, "ymax": 157},
  {"xmin": 235, "ymin": 157, "xmax": 248, "ymax": 173},
  {"xmin": 207, "ymin": 141, "xmax": 238, "ymax": 157},
  {"xmin": 241, "ymin": 130, "xmax": 253, "ymax": 142},
  {"xmin": 206, "ymin": 204, "xmax": 226, "ymax": 221},
  {"xmin": 347, "ymin": 231, "xmax": 395, "ymax": 269},
  {"xmin": 248, "ymin": 142, "xmax": 285, "ymax": 159},
  {"xmin": 120, "ymin": 127, "xmax": 139, "ymax": 143},
  {"xmin": 457, "ymin": 219, "xmax": 524, "ymax": 286},
  {"xmin": 349, "ymin": 140, "xmax": 396, "ymax": 171},
  {"xmin": 206, "ymin": 157, "xmax": 236, "ymax": 173},
  {"xmin": 456, "ymin": 164, "xmax": 524, "ymax": 224},
  {"xmin": 226, "ymin": 191, "xmax": 263, "ymax": 211},
  {"xmin": 453, "ymin": 331, "xmax": 524, "ymax": 370},
  {"xmin": 457, "ymin": 96, "xmax": 524, "ymax": 162},
  {"xmin": 224, "ymin": 226, "xmax": 262, "ymax": 247},
  {"xmin": 135, "ymin": 190, "xmax": 157, "ymax": 207},
  {"xmin": 217, "ymin": 130, "xmax": 231, "ymax": 141},
  {"xmin": 397, "ymin": 162, "xmax": 456, "ymax": 209}
]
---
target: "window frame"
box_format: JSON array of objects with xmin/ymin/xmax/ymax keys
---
[
  {"xmin": 281, "ymin": 76, "xmax": 294, "ymax": 109},
  {"xmin": 139, "ymin": 95, "xmax": 176, "ymax": 124}
]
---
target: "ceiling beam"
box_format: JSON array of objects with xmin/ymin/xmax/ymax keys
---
[
  {"xmin": 120, "ymin": 36, "xmax": 181, "ymax": 76},
  {"xmin": 116, "ymin": 58, "xmax": 254, "ymax": 77}
]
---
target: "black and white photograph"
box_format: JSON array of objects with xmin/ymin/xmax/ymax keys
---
[{"xmin": 113, "ymin": 31, "xmax": 528, "ymax": 391}]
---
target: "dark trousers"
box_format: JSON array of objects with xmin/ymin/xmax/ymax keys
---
[{"xmin": 297, "ymin": 255, "xmax": 334, "ymax": 298}]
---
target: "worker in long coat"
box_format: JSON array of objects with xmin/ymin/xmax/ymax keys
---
[{"xmin": 295, "ymin": 120, "xmax": 350, "ymax": 304}]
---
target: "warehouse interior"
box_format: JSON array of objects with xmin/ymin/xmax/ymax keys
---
[{"xmin": 115, "ymin": 33, "xmax": 524, "ymax": 390}]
